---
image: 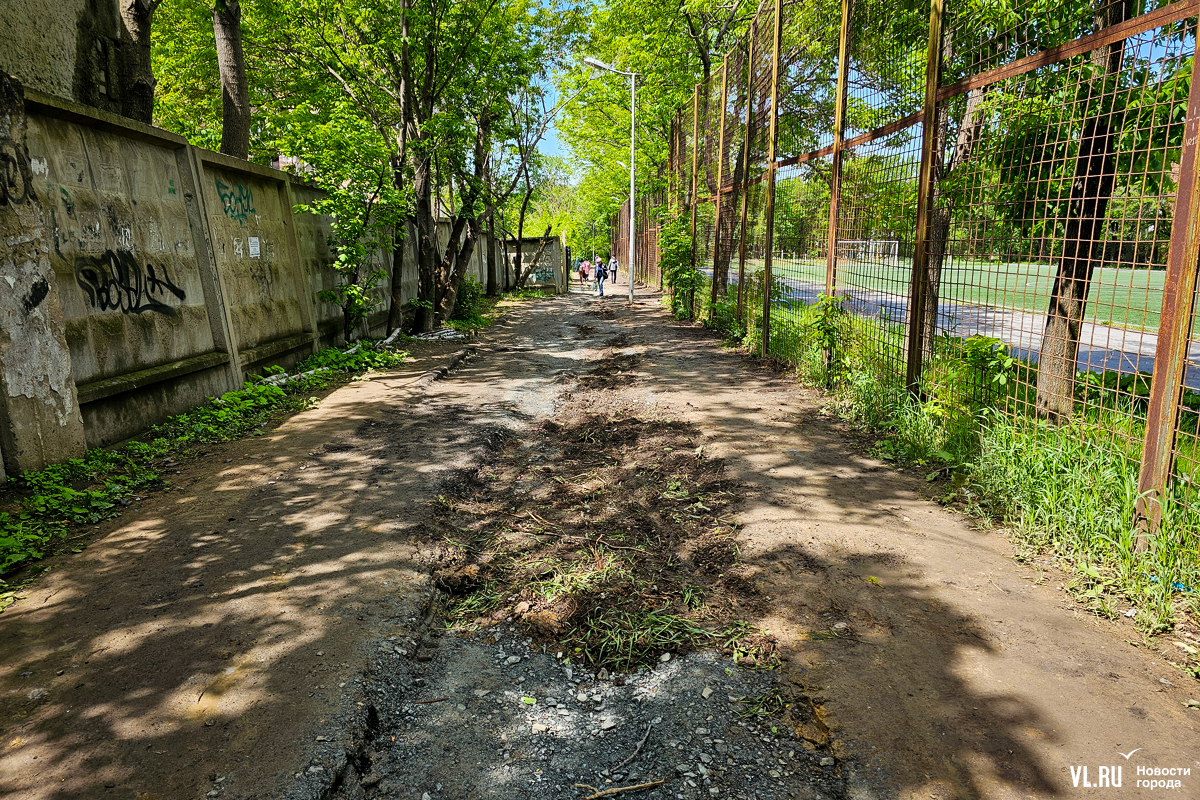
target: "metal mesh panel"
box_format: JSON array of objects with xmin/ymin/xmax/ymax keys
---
[
  {"xmin": 836, "ymin": 133, "xmax": 922, "ymax": 387},
  {"xmin": 931, "ymin": 14, "xmax": 1194, "ymax": 454},
  {"xmin": 658, "ymin": 0, "xmax": 1200, "ymax": 514}
]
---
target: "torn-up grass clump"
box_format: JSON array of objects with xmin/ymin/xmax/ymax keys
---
[{"xmin": 428, "ymin": 412, "xmax": 777, "ymax": 672}]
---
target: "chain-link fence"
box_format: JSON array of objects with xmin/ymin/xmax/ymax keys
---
[{"xmin": 616, "ymin": 0, "xmax": 1200, "ymax": 539}]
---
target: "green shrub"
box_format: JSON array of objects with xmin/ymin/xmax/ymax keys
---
[{"xmin": 450, "ymin": 277, "xmax": 489, "ymax": 326}]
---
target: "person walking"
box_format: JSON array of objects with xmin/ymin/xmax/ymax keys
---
[
  {"xmin": 608, "ymin": 255, "xmax": 620, "ymax": 291},
  {"xmin": 578, "ymin": 260, "xmax": 590, "ymax": 288},
  {"xmin": 595, "ymin": 257, "xmax": 608, "ymax": 296}
]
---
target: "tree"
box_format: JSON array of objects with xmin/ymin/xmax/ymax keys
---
[
  {"xmin": 118, "ymin": 0, "xmax": 164, "ymax": 123},
  {"xmin": 251, "ymin": 0, "xmax": 565, "ymax": 331},
  {"xmin": 1034, "ymin": 0, "xmax": 1132, "ymax": 420},
  {"xmin": 555, "ymin": 0, "xmax": 750, "ymax": 260},
  {"xmin": 213, "ymin": 0, "xmax": 252, "ymax": 158}
]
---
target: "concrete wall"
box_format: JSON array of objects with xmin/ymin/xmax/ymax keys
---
[
  {"xmin": 0, "ymin": 82, "xmax": 500, "ymax": 476},
  {"xmin": 512, "ymin": 237, "xmax": 565, "ymax": 293},
  {"xmin": 0, "ymin": 0, "xmax": 122, "ymax": 114}
]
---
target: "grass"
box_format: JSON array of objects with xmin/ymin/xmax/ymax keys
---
[{"xmin": 0, "ymin": 340, "xmax": 407, "ymax": 582}]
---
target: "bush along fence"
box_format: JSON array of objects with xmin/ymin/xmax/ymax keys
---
[{"xmin": 616, "ymin": 0, "xmax": 1200, "ymax": 633}]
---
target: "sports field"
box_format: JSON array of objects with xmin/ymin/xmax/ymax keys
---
[{"xmin": 762, "ymin": 255, "xmax": 1167, "ymax": 331}]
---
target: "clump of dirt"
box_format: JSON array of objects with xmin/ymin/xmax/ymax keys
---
[
  {"xmin": 574, "ymin": 350, "xmax": 642, "ymax": 390},
  {"xmin": 604, "ymin": 332, "xmax": 631, "ymax": 348},
  {"xmin": 426, "ymin": 411, "xmax": 778, "ymax": 673}
]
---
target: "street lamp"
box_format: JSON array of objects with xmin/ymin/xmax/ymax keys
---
[{"xmin": 583, "ymin": 56, "xmax": 637, "ymax": 303}]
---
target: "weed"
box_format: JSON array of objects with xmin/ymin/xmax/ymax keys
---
[{"xmin": 735, "ymin": 691, "xmax": 790, "ymax": 719}]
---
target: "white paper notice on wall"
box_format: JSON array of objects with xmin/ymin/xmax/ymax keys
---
[{"xmin": 248, "ymin": 236, "xmax": 261, "ymax": 258}]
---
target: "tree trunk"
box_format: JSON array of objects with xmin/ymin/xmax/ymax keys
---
[
  {"xmin": 213, "ymin": 0, "xmax": 251, "ymax": 159},
  {"xmin": 437, "ymin": 214, "xmax": 483, "ymax": 321},
  {"xmin": 486, "ymin": 212, "xmax": 499, "ymax": 296},
  {"xmin": 434, "ymin": 209, "xmax": 473, "ymax": 318},
  {"xmin": 116, "ymin": 0, "xmax": 157, "ymax": 123},
  {"xmin": 501, "ymin": 235, "xmax": 512, "ymax": 291},
  {"xmin": 412, "ymin": 150, "xmax": 438, "ymax": 333},
  {"xmin": 921, "ymin": 83, "xmax": 989, "ymax": 355},
  {"xmin": 1035, "ymin": 0, "xmax": 1129, "ymax": 420},
  {"xmin": 512, "ymin": 168, "xmax": 533, "ymax": 288},
  {"xmin": 387, "ymin": 0, "xmax": 411, "ymax": 334},
  {"xmin": 387, "ymin": 151, "xmax": 408, "ymax": 334}
]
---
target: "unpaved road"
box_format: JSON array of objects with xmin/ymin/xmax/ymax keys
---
[{"xmin": 1, "ymin": 282, "xmax": 1198, "ymax": 800}]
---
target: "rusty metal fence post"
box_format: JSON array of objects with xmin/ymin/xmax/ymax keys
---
[
  {"xmin": 736, "ymin": 20, "xmax": 758, "ymax": 324},
  {"xmin": 709, "ymin": 60, "xmax": 731, "ymax": 320},
  {"xmin": 824, "ymin": 0, "xmax": 853, "ymax": 297},
  {"xmin": 760, "ymin": 0, "xmax": 784, "ymax": 358},
  {"xmin": 904, "ymin": 0, "xmax": 946, "ymax": 394},
  {"xmin": 1134, "ymin": 32, "xmax": 1200, "ymax": 549}
]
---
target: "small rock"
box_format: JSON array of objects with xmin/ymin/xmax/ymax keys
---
[
  {"xmin": 660, "ymin": 653, "xmax": 672, "ymax": 662},
  {"xmin": 315, "ymin": 736, "xmax": 327, "ymax": 742},
  {"xmin": 422, "ymin": 794, "xmax": 433, "ymax": 800},
  {"xmin": 701, "ymin": 687, "xmax": 714, "ymax": 699},
  {"xmin": 1161, "ymin": 678, "xmax": 1175, "ymax": 686},
  {"xmin": 600, "ymin": 719, "xmax": 617, "ymax": 730},
  {"xmin": 820, "ymin": 757, "xmax": 835, "ymax": 766},
  {"xmin": 532, "ymin": 723, "xmax": 549, "ymax": 733},
  {"xmin": 577, "ymin": 692, "xmax": 588, "ymax": 702},
  {"xmin": 598, "ymin": 668, "xmax": 610, "ymax": 681},
  {"xmin": 456, "ymin": 704, "xmax": 466, "ymax": 711},
  {"xmin": 315, "ymin": 651, "xmax": 324, "ymax": 657},
  {"xmin": 307, "ymin": 766, "xmax": 324, "ymax": 774},
  {"xmin": 832, "ymin": 622, "xmax": 849, "ymax": 631},
  {"xmin": 506, "ymin": 656, "xmax": 522, "ymax": 665},
  {"xmin": 592, "ymin": 694, "xmax": 602, "ymax": 702},
  {"xmin": 474, "ymin": 690, "xmax": 491, "ymax": 697},
  {"xmin": 695, "ymin": 728, "xmax": 709, "ymax": 735},
  {"xmin": 1124, "ymin": 608, "xmax": 1137, "ymax": 618}
]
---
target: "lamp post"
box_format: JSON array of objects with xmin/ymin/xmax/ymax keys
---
[{"xmin": 583, "ymin": 56, "xmax": 637, "ymax": 303}]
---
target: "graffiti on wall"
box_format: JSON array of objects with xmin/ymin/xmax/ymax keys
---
[
  {"xmin": 0, "ymin": 138, "xmax": 35, "ymax": 207},
  {"xmin": 75, "ymin": 250, "xmax": 187, "ymax": 317},
  {"xmin": 216, "ymin": 178, "xmax": 255, "ymax": 223}
]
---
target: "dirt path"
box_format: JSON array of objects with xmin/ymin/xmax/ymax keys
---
[{"xmin": 1, "ymin": 283, "xmax": 1197, "ymax": 800}]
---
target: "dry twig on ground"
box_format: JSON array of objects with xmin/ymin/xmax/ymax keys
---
[
  {"xmin": 613, "ymin": 722, "xmax": 653, "ymax": 770},
  {"xmin": 573, "ymin": 780, "xmax": 666, "ymax": 799}
]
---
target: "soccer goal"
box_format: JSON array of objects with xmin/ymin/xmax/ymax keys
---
[{"xmin": 838, "ymin": 239, "xmax": 900, "ymax": 266}]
